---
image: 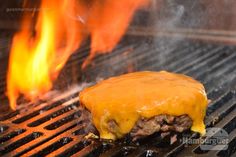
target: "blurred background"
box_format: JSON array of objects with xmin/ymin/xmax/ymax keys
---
[{"xmin": 1, "ymin": 0, "xmax": 236, "ymax": 32}]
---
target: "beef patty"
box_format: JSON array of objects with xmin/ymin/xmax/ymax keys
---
[
  {"xmin": 79, "ymin": 71, "xmax": 208, "ymax": 140},
  {"xmin": 106, "ymin": 114, "xmax": 192, "ymax": 140},
  {"xmin": 130, "ymin": 114, "xmax": 192, "ymax": 140},
  {"xmin": 81, "ymin": 105, "xmax": 192, "ymax": 141}
]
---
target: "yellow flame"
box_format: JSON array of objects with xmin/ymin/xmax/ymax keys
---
[{"xmin": 7, "ymin": 0, "xmax": 149, "ymax": 110}]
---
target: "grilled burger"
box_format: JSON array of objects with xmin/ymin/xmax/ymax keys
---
[{"xmin": 79, "ymin": 71, "xmax": 208, "ymax": 140}]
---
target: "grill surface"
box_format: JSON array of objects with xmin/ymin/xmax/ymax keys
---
[{"xmin": 0, "ymin": 35, "xmax": 236, "ymax": 157}]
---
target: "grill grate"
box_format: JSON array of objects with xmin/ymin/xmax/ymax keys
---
[{"xmin": 0, "ymin": 36, "xmax": 236, "ymax": 157}]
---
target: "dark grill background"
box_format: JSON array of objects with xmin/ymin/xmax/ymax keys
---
[{"xmin": 0, "ymin": 35, "xmax": 236, "ymax": 157}]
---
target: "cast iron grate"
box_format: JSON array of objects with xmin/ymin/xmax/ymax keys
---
[{"xmin": 0, "ymin": 36, "xmax": 236, "ymax": 157}]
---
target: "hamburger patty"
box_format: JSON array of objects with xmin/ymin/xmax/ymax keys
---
[
  {"xmin": 79, "ymin": 71, "xmax": 208, "ymax": 140},
  {"xmin": 85, "ymin": 111, "xmax": 192, "ymax": 140},
  {"xmin": 130, "ymin": 114, "xmax": 192, "ymax": 139}
]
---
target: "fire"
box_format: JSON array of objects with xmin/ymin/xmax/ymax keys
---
[
  {"xmin": 7, "ymin": 0, "xmax": 149, "ymax": 110},
  {"xmin": 82, "ymin": 0, "xmax": 149, "ymax": 68}
]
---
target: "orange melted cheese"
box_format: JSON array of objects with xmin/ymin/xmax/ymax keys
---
[{"xmin": 79, "ymin": 71, "xmax": 208, "ymax": 140}]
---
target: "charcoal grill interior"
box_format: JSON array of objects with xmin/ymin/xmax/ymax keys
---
[{"xmin": 0, "ymin": 34, "xmax": 235, "ymax": 157}]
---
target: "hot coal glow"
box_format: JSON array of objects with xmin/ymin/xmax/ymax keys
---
[{"xmin": 7, "ymin": 0, "xmax": 149, "ymax": 110}]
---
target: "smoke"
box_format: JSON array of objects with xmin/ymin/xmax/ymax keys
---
[
  {"xmin": 149, "ymin": 0, "xmax": 206, "ymax": 69},
  {"xmin": 157, "ymin": 0, "xmax": 185, "ymax": 30},
  {"xmin": 156, "ymin": 0, "xmax": 206, "ymax": 29}
]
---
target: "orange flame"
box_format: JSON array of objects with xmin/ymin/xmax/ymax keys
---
[
  {"xmin": 82, "ymin": 0, "xmax": 149, "ymax": 68},
  {"xmin": 7, "ymin": 0, "xmax": 149, "ymax": 110}
]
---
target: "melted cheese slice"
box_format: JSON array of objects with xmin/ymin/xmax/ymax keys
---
[{"xmin": 79, "ymin": 71, "xmax": 208, "ymax": 140}]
